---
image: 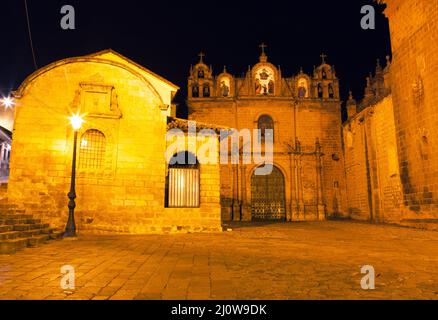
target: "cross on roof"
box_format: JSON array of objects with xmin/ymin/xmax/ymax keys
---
[
  {"xmin": 259, "ymin": 43, "xmax": 267, "ymax": 55},
  {"xmin": 198, "ymin": 52, "xmax": 205, "ymax": 63},
  {"xmin": 320, "ymin": 53, "xmax": 327, "ymax": 64}
]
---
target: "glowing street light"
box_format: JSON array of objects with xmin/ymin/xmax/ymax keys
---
[
  {"xmin": 64, "ymin": 113, "xmax": 85, "ymax": 238},
  {"xmin": 68, "ymin": 113, "xmax": 85, "ymax": 130},
  {"xmin": 1, "ymin": 96, "xmax": 14, "ymax": 109}
]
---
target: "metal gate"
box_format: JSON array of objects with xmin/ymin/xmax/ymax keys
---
[
  {"xmin": 251, "ymin": 166, "xmax": 286, "ymax": 221},
  {"xmin": 168, "ymin": 168, "xmax": 200, "ymax": 208}
]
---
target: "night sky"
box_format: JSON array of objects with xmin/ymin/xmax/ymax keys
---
[{"xmin": 0, "ymin": 0, "xmax": 391, "ymax": 119}]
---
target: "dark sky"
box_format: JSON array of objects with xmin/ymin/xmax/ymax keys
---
[{"xmin": 0, "ymin": 0, "xmax": 391, "ymax": 119}]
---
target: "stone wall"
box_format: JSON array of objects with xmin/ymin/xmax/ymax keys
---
[
  {"xmin": 8, "ymin": 52, "xmax": 222, "ymax": 234},
  {"xmin": 382, "ymin": 0, "xmax": 438, "ymax": 219},
  {"xmin": 189, "ymin": 97, "xmax": 347, "ymax": 221},
  {"xmin": 343, "ymin": 96, "xmax": 403, "ymax": 223}
]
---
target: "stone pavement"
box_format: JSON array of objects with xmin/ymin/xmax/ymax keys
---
[{"xmin": 0, "ymin": 221, "xmax": 437, "ymax": 300}]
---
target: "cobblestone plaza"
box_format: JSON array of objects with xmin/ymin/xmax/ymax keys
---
[{"xmin": 0, "ymin": 221, "xmax": 436, "ymax": 300}]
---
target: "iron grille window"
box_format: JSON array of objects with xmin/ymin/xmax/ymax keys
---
[
  {"xmin": 166, "ymin": 152, "xmax": 200, "ymax": 208},
  {"xmin": 79, "ymin": 129, "xmax": 106, "ymax": 169}
]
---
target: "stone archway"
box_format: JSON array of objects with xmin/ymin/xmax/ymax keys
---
[{"xmin": 251, "ymin": 166, "xmax": 286, "ymax": 221}]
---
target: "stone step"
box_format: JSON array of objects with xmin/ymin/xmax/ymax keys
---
[
  {"xmin": 0, "ymin": 209, "xmax": 27, "ymax": 216},
  {"xmin": 2, "ymin": 218, "xmax": 42, "ymax": 225},
  {"xmin": 13, "ymin": 223, "xmax": 50, "ymax": 231},
  {"xmin": 0, "ymin": 225, "xmax": 13, "ymax": 233},
  {"xmin": 40, "ymin": 227, "xmax": 60, "ymax": 235},
  {"xmin": 0, "ymin": 231, "xmax": 21, "ymax": 240},
  {"xmin": 20, "ymin": 229, "xmax": 45, "ymax": 238},
  {"xmin": 0, "ymin": 228, "xmax": 64, "ymax": 254},
  {"xmin": 0, "ymin": 204, "xmax": 62, "ymax": 254},
  {"xmin": 0, "ymin": 238, "xmax": 28, "ymax": 255},
  {"xmin": 0, "ymin": 214, "xmax": 33, "ymax": 220},
  {"xmin": 33, "ymin": 223, "xmax": 50, "ymax": 230},
  {"xmin": 27, "ymin": 234, "xmax": 50, "ymax": 248},
  {"xmin": 49, "ymin": 231, "xmax": 64, "ymax": 240},
  {"xmin": 0, "ymin": 203, "xmax": 18, "ymax": 210}
]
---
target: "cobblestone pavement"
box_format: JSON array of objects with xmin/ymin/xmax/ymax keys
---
[{"xmin": 0, "ymin": 221, "xmax": 437, "ymax": 300}]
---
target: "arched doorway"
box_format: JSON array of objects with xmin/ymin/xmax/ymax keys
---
[{"xmin": 251, "ymin": 166, "xmax": 286, "ymax": 221}]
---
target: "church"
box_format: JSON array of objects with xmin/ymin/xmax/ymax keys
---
[
  {"xmin": 4, "ymin": 45, "xmax": 349, "ymax": 235},
  {"xmin": 5, "ymin": 0, "xmax": 437, "ymax": 235},
  {"xmin": 188, "ymin": 46, "xmax": 347, "ymax": 222},
  {"xmin": 7, "ymin": 50, "xmax": 223, "ymax": 234}
]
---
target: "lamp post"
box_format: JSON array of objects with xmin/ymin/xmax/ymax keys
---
[
  {"xmin": 64, "ymin": 114, "xmax": 84, "ymax": 238},
  {"xmin": 0, "ymin": 96, "xmax": 14, "ymax": 109}
]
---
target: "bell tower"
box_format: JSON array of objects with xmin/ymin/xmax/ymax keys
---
[
  {"xmin": 188, "ymin": 52, "xmax": 214, "ymax": 99},
  {"xmin": 313, "ymin": 54, "xmax": 340, "ymax": 100}
]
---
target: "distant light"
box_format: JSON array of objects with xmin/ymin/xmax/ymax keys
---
[
  {"xmin": 68, "ymin": 113, "xmax": 85, "ymax": 131},
  {"xmin": 1, "ymin": 96, "xmax": 14, "ymax": 108}
]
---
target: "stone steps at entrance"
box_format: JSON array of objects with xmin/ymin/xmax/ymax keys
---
[{"xmin": 0, "ymin": 204, "xmax": 63, "ymax": 254}]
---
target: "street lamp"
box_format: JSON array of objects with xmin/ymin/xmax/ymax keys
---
[
  {"xmin": 64, "ymin": 113, "xmax": 85, "ymax": 238},
  {"xmin": 1, "ymin": 96, "xmax": 14, "ymax": 109}
]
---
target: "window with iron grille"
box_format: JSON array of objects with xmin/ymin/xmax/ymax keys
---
[
  {"xmin": 79, "ymin": 129, "xmax": 106, "ymax": 169},
  {"xmin": 166, "ymin": 152, "xmax": 200, "ymax": 208}
]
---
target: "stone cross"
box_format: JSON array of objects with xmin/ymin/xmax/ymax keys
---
[
  {"xmin": 259, "ymin": 43, "xmax": 267, "ymax": 55},
  {"xmin": 198, "ymin": 52, "xmax": 205, "ymax": 63}
]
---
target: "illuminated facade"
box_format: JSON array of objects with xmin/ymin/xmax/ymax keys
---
[
  {"xmin": 8, "ymin": 50, "xmax": 222, "ymax": 234},
  {"xmin": 188, "ymin": 49, "xmax": 347, "ymax": 222},
  {"xmin": 380, "ymin": 0, "xmax": 438, "ymax": 221},
  {"xmin": 342, "ymin": 0, "xmax": 438, "ymax": 225}
]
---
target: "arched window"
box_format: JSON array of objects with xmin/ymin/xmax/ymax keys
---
[
  {"xmin": 203, "ymin": 84, "xmax": 210, "ymax": 97},
  {"xmin": 198, "ymin": 68, "xmax": 205, "ymax": 79},
  {"xmin": 220, "ymin": 78, "xmax": 231, "ymax": 97},
  {"xmin": 192, "ymin": 85, "xmax": 199, "ymax": 98},
  {"xmin": 318, "ymin": 83, "xmax": 323, "ymax": 98},
  {"xmin": 328, "ymin": 83, "xmax": 335, "ymax": 98},
  {"xmin": 298, "ymin": 78, "xmax": 308, "ymax": 98},
  {"xmin": 255, "ymin": 67, "xmax": 275, "ymax": 95},
  {"xmin": 166, "ymin": 151, "xmax": 200, "ymax": 208},
  {"xmin": 79, "ymin": 129, "xmax": 106, "ymax": 169},
  {"xmin": 258, "ymin": 115, "xmax": 274, "ymax": 142}
]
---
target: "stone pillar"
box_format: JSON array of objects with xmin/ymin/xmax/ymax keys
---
[
  {"xmin": 315, "ymin": 138, "xmax": 326, "ymax": 220},
  {"xmin": 296, "ymin": 138, "xmax": 305, "ymax": 220},
  {"xmin": 232, "ymin": 164, "xmax": 241, "ymax": 221},
  {"xmin": 289, "ymin": 153, "xmax": 294, "ymax": 222},
  {"xmin": 297, "ymin": 156, "xmax": 305, "ymax": 221},
  {"xmin": 240, "ymin": 164, "xmax": 250, "ymax": 221}
]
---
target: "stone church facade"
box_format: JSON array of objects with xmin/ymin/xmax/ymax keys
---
[
  {"xmin": 4, "ymin": 0, "xmax": 437, "ymax": 233},
  {"xmin": 188, "ymin": 49, "xmax": 348, "ymax": 222},
  {"xmin": 8, "ymin": 50, "xmax": 222, "ymax": 234}
]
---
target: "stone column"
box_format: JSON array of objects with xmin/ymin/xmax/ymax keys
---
[
  {"xmin": 232, "ymin": 164, "xmax": 241, "ymax": 221},
  {"xmin": 315, "ymin": 138, "xmax": 326, "ymax": 220},
  {"xmin": 240, "ymin": 164, "xmax": 249, "ymax": 221},
  {"xmin": 289, "ymin": 153, "xmax": 294, "ymax": 222}
]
